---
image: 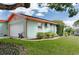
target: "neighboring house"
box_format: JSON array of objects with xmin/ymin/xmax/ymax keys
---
[
  {"xmin": 73, "ymin": 20, "xmax": 79, "ymax": 35},
  {"xmin": 0, "ymin": 13, "xmax": 57, "ymax": 39}
]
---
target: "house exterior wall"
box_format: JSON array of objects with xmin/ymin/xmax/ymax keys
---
[
  {"xmin": 0, "ymin": 22, "xmax": 8, "ymax": 36},
  {"xmin": 51, "ymin": 25, "xmax": 57, "ymax": 33},
  {"xmin": 9, "ymin": 15, "xmax": 39, "ymax": 39},
  {"xmin": 38, "ymin": 23, "xmax": 50, "ymax": 32},
  {"xmin": 38, "ymin": 23, "xmax": 57, "ymax": 33},
  {"xmin": 27, "ymin": 21, "xmax": 57, "ymax": 39},
  {"xmin": 8, "ymin": 14, "xmax": 57, "ymax": 39},
  {"xmin": 27, "ymin": 20, "xmax": 38, "ymax": 39},
  {"xmin": 8, "ymin": 15, "xmax": 27, "ymax": 37}
]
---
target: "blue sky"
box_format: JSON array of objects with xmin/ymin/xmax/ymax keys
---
[
  {"xmin": 0, "ymin": 10, "xmax": 11, "ymax": 20},
  {"xmin": 0, "ymin": 3, "xmax": 79, "ymax": 27}
]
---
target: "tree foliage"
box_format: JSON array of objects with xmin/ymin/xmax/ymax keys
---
[
  {"xmin": 64, "ymin": 27, "xmax": 75, "ymax": 36},
  {"xmin": 52, "ymin": 20, "xmax": 65, "ymax": 36},
  {"xmin": 0, "ymin": 3, "xmax": 30, "ymax": 10},
  {"xmin": 47, "ymin": 3, "xmax": 78, "ymax": 17},
  {"xmin": 73, "ymin": 20, "xmax": 79, "ymax": 26}
]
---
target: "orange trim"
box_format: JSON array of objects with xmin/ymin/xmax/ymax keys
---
[
  {"xmin": 0, "ymin": 13, "xmax": 57, "ymax": 25},
  {"xmin": 8, "ymin": 13, "xmax": 57, "ymax": 25},
  {"xmin": 7, "ymin": 13, "xmax": 15, "ymax": 22},
  {"xmin": 25, "ymin": 16, "xmax": 57, "ymax": 24},
  {"xmin": 0, "ymin": 20, "xmax": 7, "ymax": 22}
]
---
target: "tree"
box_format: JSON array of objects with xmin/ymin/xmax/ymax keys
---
[
  {"xmin": 64, "ymin": 27, "xmax": 75, "ymax": 36},
  {"xmin": 0, "ymin": 3, "xmax": 78, "ymax": 17},
  {"xmin": 47, "ymin": 3, "xmax": 78, "ymax": 17},
  {"xmin": 0, "ymin": 3, "xmax": 30, "ymax": 10},
  {"xmin": 52, "ymin": 20, "xmax": 65, "ymax": 36},
  {"xmin": 73, "ymin": 20, "xmax": 79, "ymax": 26}
]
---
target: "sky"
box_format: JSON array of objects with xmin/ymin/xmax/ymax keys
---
[{"xmin": 0, "ymin": 3, "xmax": 79, "ymax": 27}]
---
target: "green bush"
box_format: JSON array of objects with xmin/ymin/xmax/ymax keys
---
[
  {"xmin": 56, "ymin": 24, "xmax": 64, "ymax": 36},
  {"xmin": 64, "ymin": 27, "xmax": 75, "ymax": 36},
  {"xmin": 37, "ymin": 32, "xmax": 56, "ymax": 39},
  {"xmin": 45, "ymin": 32, "xmax": 56, "ymax": 38},
  {"xmin": 37, "ymin": 32, "xmax": 45, "ymax": 39},
  {"xmin": 52, "ymin": 33, "xmax": 57, "ymax": 37},
  {"xmin": 64, "ymin": 32, "xmax": 68, "ymax": 37},
  {"xmin": 44, "ymin": 32, "xmax": 50, "ymax": 38}
]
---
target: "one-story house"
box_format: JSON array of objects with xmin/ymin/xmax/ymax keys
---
[{"xmin": 0, "ymin": 13, "xmax": 57, "ymax": 39}]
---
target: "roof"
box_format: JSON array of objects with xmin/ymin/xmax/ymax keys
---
[
  {"xmin": 0, "ymin": 13, "xmax": 57, "ymax": 25},
  {"xmin": 25, "ymin": 15, "xmax": 57, "ymax": 24},
  {"xmin": 0, "ymin": 20, "xmax": 7, "ymax": 22}
]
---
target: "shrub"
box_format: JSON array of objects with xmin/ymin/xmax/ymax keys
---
[
  {"xmin": 64, "ymin": 32, "xmax": 68, "ymax": 37},
  {"xmin": 64, "ymin": 27, "xmax": 75, "ymax": 36},
  {"xmin": 51, "ymin": 33, "xmax": 56, "ymax": 37},
  {"xmin": 44, "ymin": 32, "xmax": 50, "ymax": 38},
  {"xmin": 37, "ymin": 32, "xmax": 45, "ymax": 39},
  {"xmin": 37, "ymin": 32, "xmax": 56, "ymax": 39},
  {"xmin": 45, "ymin": 32, "xmax": 56, "ymax": 38}
]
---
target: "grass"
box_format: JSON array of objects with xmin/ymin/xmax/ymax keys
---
[{"xmin": 0, "ymin": 36, "xmax": 79, "ymax": 55}]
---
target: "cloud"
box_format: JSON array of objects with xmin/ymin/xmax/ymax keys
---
[
  {"xmin": 38, "ymin": 7, "xmax": 49, "ymax": 13},
  {"xmin": 0, "ymin": 10, "xmax": 3, "ymax": 12},
  {"xmin": 63, "ymin": 10, "xmax": 79, "ymax": 27},
  {"xmin": 35, "ymin": 13, "xmax": 44, "ymax": 16},
  {"xmin": 64, "ymin": 19, "xmax": 77, "ymax": 27},
  {"xmin": 72, "ymin": 3, "xmax": 77, "ymax": 6},
  {"xmin": 30, "ymin": 3, "xmax": 49, "ymax": 13},
  {"xmin": 30, "ymin": 3, "xmax": 39, "ymax": 10},
  {"xmin": 10, "ymin": 3, "xmax": 38, "ymax": 16},
  {"xmin": 10, "ymin": 7, "xmax": 33, "ymax": 16},
  {"xmin": 10, "ymin": 3, "xmax": 49, "ymax": 16}
]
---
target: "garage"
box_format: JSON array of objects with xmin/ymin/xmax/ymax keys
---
[{"xmin": 10, "ymin": 23, "xmax": 24, "ymax": 37}]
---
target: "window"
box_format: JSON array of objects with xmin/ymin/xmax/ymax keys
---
[
  {"xmin": 44, "ymin": 23, "xmax": 48, "ymax": 28},
  {"xmin": 38, "ymin": 23, "xmax": 42, "ymax": 29}
]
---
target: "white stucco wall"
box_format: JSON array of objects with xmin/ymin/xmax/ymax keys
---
[
  {"xmin": 27, "ymin": 21, "xmax": 57, "ymax": 39},
  {"xmin": 27, "ymin": 20, "xmax": 38, "ymax": 39},
  {"xmin": 0, "ymin": 22, "xmax": 8, "ymax": 36},
  {"xmin": 9, "ymin": 14, "xmax": 57, "ymax": 39},
  {"xmin": 51, "ymin": 25, "xmax": 57, "ymax": 33},
  {"xmin": 38, "ymin": 23, "xmax": 57, "ymax": 33},
  {"xmin": 9, "ymin": 15, "xmax": 27, "ymax": 37},
  {"xmin": 38, "ymin": 23, "xmax": 50, "ymax": 32}
]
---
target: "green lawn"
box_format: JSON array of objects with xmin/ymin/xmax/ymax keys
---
[{"xmin": 0, "ymin": 36, "xmax": 79, "ymax": 55}]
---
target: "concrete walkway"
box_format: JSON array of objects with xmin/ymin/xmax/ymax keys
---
[{"xmin": 22, "ymin": 37, "xmax": 61, "ymax": 41}]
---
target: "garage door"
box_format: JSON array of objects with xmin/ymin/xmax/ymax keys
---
[{"xmin": 10, "ymin": 23, "xmax": 24, "ymax": 37}]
